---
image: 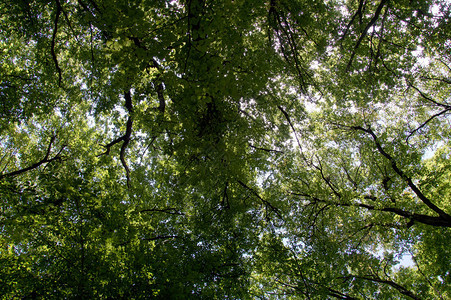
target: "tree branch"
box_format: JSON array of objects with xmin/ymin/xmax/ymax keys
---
[
  {"xmin": 237, "ymin": 180, "xmax": 282, "ymax": 219},
  {"xmin": 340, "ymin": 0, "xmax": 366, "ymax": 42},
  {"xmin": 222, "ymin": 181, "xmax": 230, "ymax": 209},
  {"xmin": 327, "ymin": 287, "xmax": 360, "ymax": 300},
  {"xmin": 292, "ymin": 191, "xmax": 451, "ymax": 227},
  {"xmin": 406, "ymin": 108, "xmax": 451, "ymax": 142},
  {"xmin": 128, "ymin": 37, "xmax": 167, "ymax": 114},
  {"xmin": 277, "ymin": 105, "xmax": 303, "ymax": 151},
  {"xmin": 138, "ymin": 208, "xmax": 184, "ymax": 215},
  {"xmin": 118, "ymin": 235, "xmax": 179, "ymax": 247},
  {"xmin": 249, "ymin": 144, "xmax": 284, "ymax": 154},
  {"xmin": 407, "ymin": 81, "xmax": 451, "ymax": 109},
  {"xmin": 346, "ymin": 0, "xmax": 388, "ymax": 71},
  {"xmin": 0, "ymin": 135, "xmax": 66, "ymax": 180},
  {"xmin": 346, "ymin": 275, "xmax": 420, "ymax": 300},
  {"xmin": 98, "ymin": 91, "xmax": 134, "ymax": 187},
  {"xmin": 155, "ymin": 80, "xmax": 166, "ymax": 114},
  {"xmin": 410, "ymin": 250, "xmax": 446, "ymax": 300},
  {"xmin": 351, "ymin": 125, "xmax": 451, "ymax": 221},
  {"xmin": 314, "ymin": 157, "xmax": 341, "ymax": 199},
  {"xmin": 52, "ymin": 0, "xmax": 63, "ymax": 86},
  {"xmin": 142, "ymin": 235, "xmax": 179, "ymax": 242}
]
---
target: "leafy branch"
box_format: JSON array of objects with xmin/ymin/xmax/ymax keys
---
[
  {"xmin": 138, "ymin": 207, "xmax": 184, "ymax": 215},
  {"xmin": 350, "ymin": 125, "xmax": 451, "ymax": 222},
  {"xmin": 237, "ymin": 180, "xmax": 282, "ymax": 220},
  {"xmin": 129, "ymin": 37, "xmax": 166, "ymax": 114},
  {"xmin": 340, "ymin": 0, "xmax": 366, "ymax": 42},
  {"xmin": 407, "ymin": 81, "xmax": 451, "ymax": 109},
  {"xmin": 268, "ymin": 4, "xmax": 311, "ymax": 92},
  {"xmin": 326, "ymin": 287, "xmax": 360, "ymax": 300},
  {"xmin": 249, "ymin": 144, "xmax": 284, "ymax": 154},
  {"xmin": 409, "ymin": 250, "xmax": 446, "ymax": 300},
  {"xmin": 52, "ymin": 0, "xmax": 63, "ymax": 86},
  {"xmin": 292, "ymin": 191, "xmax": 451, "ymax": 227},
  {"xmin": 0, "ymin": 135, "xmax": 66, "ymax": 180},
  {"xmin": 404, "ymin": 81, "xmax": 451, "ymax": 141},
  {"xmin": 346, "ymin": 0, "xmax": 389, "ymax": 71},
  {"xmin": 341, "ymin": 275, "xmax": 420, "ymax": 300},
  {"xmin": 117, "ymin": 235, "xmax": 180, "ymax": 247},
  {"xmin": 406, "ymin": 108, "xmax": 451, "ymax": 142}
]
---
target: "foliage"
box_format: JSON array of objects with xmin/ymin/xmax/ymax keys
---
[{"xmin": 1, "ymin": 0, "xmax": 450, "ymax": 298}]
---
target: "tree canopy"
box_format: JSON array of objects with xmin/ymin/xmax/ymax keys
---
[{"xmin": 1, "ymin": 0, "xmax": 450, "ymax": 298}]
